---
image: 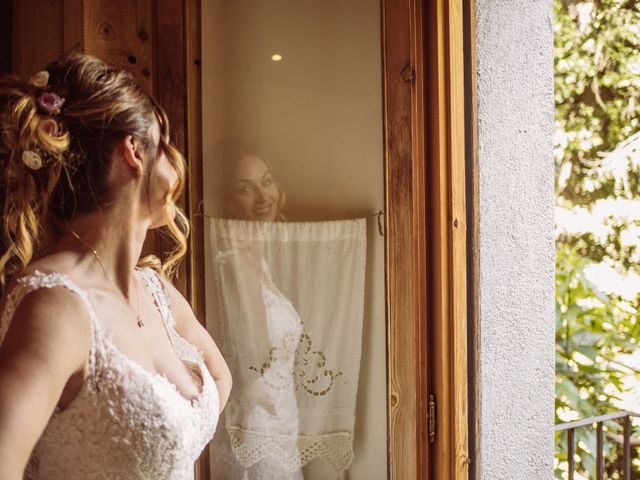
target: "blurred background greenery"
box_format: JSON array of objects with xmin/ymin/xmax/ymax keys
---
[{"xmin": 555, "ymin": 0, "xmax": 640, "ymax": 477}]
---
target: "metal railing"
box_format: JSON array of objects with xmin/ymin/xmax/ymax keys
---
[{"xmin": 555, "ymin": 411, "xmax": 640, "ymax": 479}]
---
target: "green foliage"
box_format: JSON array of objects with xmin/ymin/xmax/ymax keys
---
[
  {"xmin": 555, "ymin": 246, "xmax": 640, "ymax": 477},
  {"xmin": 556, "ymin": 246, "xmax": 633, "ymax": 415},
  {"xmin": 555, "ymin": 0, "xmax": 640, "ymax": 207},
  {"xmin": 555, "ymin": 0, "xmax": 640, "ymax": 477}
]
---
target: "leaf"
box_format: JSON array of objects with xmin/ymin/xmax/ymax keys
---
[{"xmin": 557, "ymin": 379, "xmax": 581, "ymax": 408}]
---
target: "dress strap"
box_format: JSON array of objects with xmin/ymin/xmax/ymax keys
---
[
  {"xmin": 0, "ymin": 270, "xmax": 100, "ymax": 381},
  {"xmin": 137, "ymin": 267, "xmax": 204, "ymax": 363},
  {"xmin": 137, "ymin": 267, "xmax": 174, "ymax": 328}
]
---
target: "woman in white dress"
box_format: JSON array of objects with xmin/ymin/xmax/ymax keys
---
[
  {"xmin": 0, "ymin": 53, "xmax": 232, "ymax": 480},
  {"xmin": 210, "ymin": 149, "xmax": 304, "ymax": 479}
]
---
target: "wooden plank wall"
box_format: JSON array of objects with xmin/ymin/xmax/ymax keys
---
[
  {"xmin": 83, "ymin": 0, "xmax": 154, "ymax": 93},
  {"xmin": 12, "ymin": 0, "xmax": 65, "ymax": 76},
  {"xmin": 9, "ymin": 0, "xmax": 196, "ymax": 298}
]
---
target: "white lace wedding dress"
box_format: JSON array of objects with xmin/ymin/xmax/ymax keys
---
[{"xmin": 0, "ymin": 267, "xmax": 219, "ymax": 480}]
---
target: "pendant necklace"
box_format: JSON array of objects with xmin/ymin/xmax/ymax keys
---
[{"xmin": 67, "ymin": 226, "xmax": 145, "ymax": 328}]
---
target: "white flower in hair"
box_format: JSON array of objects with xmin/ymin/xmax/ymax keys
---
[
  {"xmin": 29, "ymin": 70, "xmax": 49, "ymax": 88},
  {"xmin": 22, "ymin": 150, "xmax": 43, "ymax": 170}
]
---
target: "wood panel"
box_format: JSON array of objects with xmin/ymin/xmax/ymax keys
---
[
  {"xmin": 83, "ymin": 0, "xmax": 154, "ymax": 93},
  {"xmin": 63, "ymin": 0, "xmax": 84, "ymax": 55},
  {"xmin": 0, "ymin": 0, "xmax": 12, "ymax": 75},
  {"xmin": 382, "ymin": 0, "xmax": 428, "ymax": 478},
  {"xmin": 426, "ymin": 0, "xmax": 469, "ymax": 478},
  {"xmin": 12, "ymin": 0, "xmax": 63, "ymax": 77}
]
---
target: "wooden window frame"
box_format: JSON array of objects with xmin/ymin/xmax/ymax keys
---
[
  {"xmin": 379, "ymin": 0, "xmax": 472, "ymax": 478},
  {"xmin": 423, "ymin": 1, "xmax": 471, "ymax": 478}
]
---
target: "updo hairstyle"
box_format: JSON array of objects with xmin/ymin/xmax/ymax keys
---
[{"xmin": 0, "ymin": 53, "xmax": 188, "ymax": 290}]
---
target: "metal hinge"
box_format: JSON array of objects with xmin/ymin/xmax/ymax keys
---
[{"xmin": 428, "ymin": 394, "xmax": 436, "ymax": 443}]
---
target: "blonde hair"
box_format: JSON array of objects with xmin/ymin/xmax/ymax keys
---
[{"xmin": 0, "ymin": 54, "xmax": 189, "ymax": 290}]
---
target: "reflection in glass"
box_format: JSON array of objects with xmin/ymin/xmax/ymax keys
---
[
  {"xmin": 201, "ymin": 0, "xmax": 387, "ymax": 476},
  {"xmin": 207, "ymin": 152, "xmax": 367, "ymax": 479}
]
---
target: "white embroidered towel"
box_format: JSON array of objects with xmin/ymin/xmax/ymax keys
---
[{"xmin": 206, "ymin": 217, "xmax": 367, "ymax": 478}]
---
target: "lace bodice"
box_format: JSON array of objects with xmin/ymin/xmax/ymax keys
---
[{"xmin": 0, "ymin": 267, "xmax": 219, "ymax": 480}]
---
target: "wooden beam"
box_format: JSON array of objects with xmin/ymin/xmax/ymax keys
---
[
  {"xmin": 382, "ymin": 0, "xmax": 428, "ymax": 477},
  {"xmin": 427, "ymin": 0, "xmax": 469, "ymax": 478}
]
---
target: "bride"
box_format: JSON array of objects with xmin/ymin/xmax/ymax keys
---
[{"xmin": 0, "ymin": 54, "xmax": 232, "ymax": 480}]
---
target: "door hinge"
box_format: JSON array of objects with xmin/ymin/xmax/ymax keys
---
[{"xmin": 428, "ymin": 394, "xmax": 436, "ymax": 443}]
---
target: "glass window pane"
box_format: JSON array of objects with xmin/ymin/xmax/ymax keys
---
[{"xmin": 201, "ymin": 2, "xmax": 386, "ymax": 478}]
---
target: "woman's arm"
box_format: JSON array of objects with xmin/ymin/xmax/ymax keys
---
[
  {"xmin": 0, "ymin": 287, "xmax": 90, "ymax": 479},
  {"xmin": 158, "ymin": 275, "xmax": 232, "ymax": 414}
]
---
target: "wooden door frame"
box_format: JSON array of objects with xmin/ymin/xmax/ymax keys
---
[
  {"xmin": 424, "ymin": 0, "xmax": 470, "ymax": 478},
  {"xmin": 463, "ymin": 1, "xmax": 480, "ymax": 478},
  {"xmin": 380, "ymin": 0, "xmax": 470, "ymax": 478}
]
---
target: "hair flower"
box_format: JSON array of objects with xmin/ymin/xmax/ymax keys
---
[
  {"xmin": 38, "ymin": 92, "xmax": 65, "ymax": 115},
  {"xmin": 29, "ymin": 70, "xmax": 49, "ymax": 88},
  {"xmin": 21, "ymin": 150, "xmax": 43, "ymax": 170}
]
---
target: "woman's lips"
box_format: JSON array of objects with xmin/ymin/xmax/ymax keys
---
[{"xmin": 254, "ymin": 204, "xmax": 273, "ymax": 216}]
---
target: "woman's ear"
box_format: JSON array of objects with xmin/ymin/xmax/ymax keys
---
[{"xmin": 117, "ymin": 135, "xmax": 145, "ymax": 177}]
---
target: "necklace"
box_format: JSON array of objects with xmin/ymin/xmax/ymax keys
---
[{"xmin": 67, "ymin": 227, "xmax": 145, "ymax": 328}]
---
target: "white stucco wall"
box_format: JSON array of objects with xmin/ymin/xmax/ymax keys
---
[{"xmin": 475, "ymin": 1, "xmax": 555, "ymax": 479}]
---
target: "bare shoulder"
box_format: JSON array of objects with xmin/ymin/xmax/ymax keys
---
[
  {"xmin": 0, "ymin": 276, "xmax": 92, "ymax": 412},
  {"xmin": 0, "ymin": 265, "xmax": 91, "ymax": 352},
  {"xmin": 3, "ymin": 276, "xmax": 92, "ymax": 350}
]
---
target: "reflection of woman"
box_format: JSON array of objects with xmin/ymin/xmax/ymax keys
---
[
  {"xmin": 211, "ymin": 149, "xmax": 304, "ymax": 479},
  {"xmin": 223, "ymin": 152, "xmax": 285, "ymax": 223},
  {"xmin": 0, "ymin": 54, "xmax": 232, "ymax": 480}
]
